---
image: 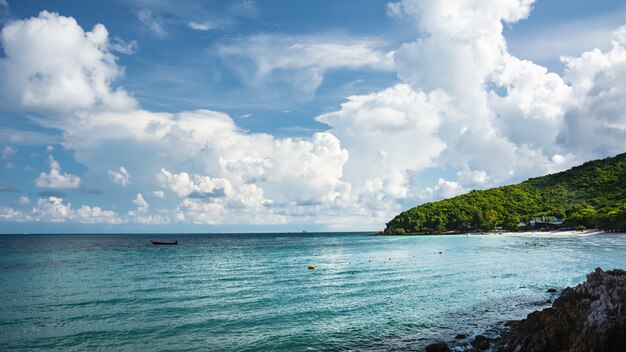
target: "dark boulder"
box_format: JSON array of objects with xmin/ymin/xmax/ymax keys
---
[
  {"xmin": 469, "ymin": 335, "xmax": 490, "ymax": 350},
  {"xmin": 454, "ymin": 333, "xmax": 469, "ymax": 339},
  {"xmin": 546, "ymin": 288, "xmax": 558, "ymax": 293},
  {"xmin": 424, "ymin": 342, "xmax": 450, "ymax": 352},
  {"xmin": 495, "ymin": 268, "xmax": 626, "ymax": 352}
]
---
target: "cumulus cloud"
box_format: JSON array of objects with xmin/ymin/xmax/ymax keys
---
[
  {"xmin": 127, "ymin": 192, "xmax": 169, "ymax": 224},
  {"xmin": 317, "ymin": 84, "xmax": 447, "ymax": 185},
  {"xmin": 35, "ymin": 155, "xmax": 81, "ymax": 189},
  {"xmin": 2, "ymin": 5, "xmax": 626, "ymax": 229},
  {"xmin": 108, "ymin": 166, "xmax": 131, "ymax": 186},
  {"xmin": 556, "ymin": 26, "xmax": 626, "ymax": 158},
  {"xmin": 61, "ymin": 106, "xmax": 349, "ymax": 206},
  {"xmin": 158, "ymin": 169, "xmax": 266, "ymax": 205},
  {"xmin": 0, "ymin": 206, "xmax": 23, "ymax": 221},
  {"xmin": 217, "ymin": 34, "xmax": 395, "ymax": 94},
  {"xmin": 33, "ymin": 197, "xmax": 121, "ymax": 223},
  {"xmin": 313, "ymin": 0, "xmax": 626, "ymax": 222},
  {"xmin": 0, "ymin": 11, "xmax": 136, "ymax": 115},
  {"xmin": 73, "ymin": 204, "xmax": 122, "ymax": 224},
  {"xmin": 132, "ymin": 193, "xmax": 149, "ymax": 213},
  {"xmin": 1, "ymin": 196, "xmax": 121, "ymax": 224},
  {"xmin": 328, "ymin": 1, "xmax": 594, "ymax": 185},
  {"xmin": 423, "ymin": 178, "xmax": 467, "ymax": 200}
]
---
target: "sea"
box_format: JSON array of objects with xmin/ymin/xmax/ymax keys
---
[{"xmin": 1, "ymin": 232, "xmax": 625, "ymax": 351}]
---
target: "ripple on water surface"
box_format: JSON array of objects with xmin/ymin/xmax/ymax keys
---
[{"xmin": 1, "ymin": 232, "xmax": 625, "ymax": 351}]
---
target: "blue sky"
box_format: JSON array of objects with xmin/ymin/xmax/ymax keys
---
[{"xmin": 1, "ymin": 0, "xmax": 626, "ymax": 233}]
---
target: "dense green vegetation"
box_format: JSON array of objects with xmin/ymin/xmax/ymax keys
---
[{"xmin": 384, "ymin": 152, "xmax": 626, "ymax": 234}]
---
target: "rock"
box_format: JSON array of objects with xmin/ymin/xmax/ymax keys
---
[
  {"xmin": 503, "ymin": 320, "xmax": 517, "ymax": 327},
  {"xmin": 546, "ymin": 288, "xmax": 558, "ymax": 293},
  {"xmin": 495, "ymin": 268, "xmax": 626, "ymax": 352},
  {"xmin": 424, "ymin": 342, "xmax": 450, "ymax": 352},
  {"xmin": 454, "ymin": 333, "xmax": 469, "ymax": 339},
  {"xmin": 469, "ymin": 335, "xmax": 490, "ymax": 350}
]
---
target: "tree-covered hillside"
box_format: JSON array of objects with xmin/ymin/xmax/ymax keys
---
[{"xmin": 384, "ymin": 152, "xmax": 626, "ymax": 234}]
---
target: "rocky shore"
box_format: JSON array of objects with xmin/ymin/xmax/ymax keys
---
[{"xmin": 426, "ymin": 268, "xmax": 626, "ymax": 352}]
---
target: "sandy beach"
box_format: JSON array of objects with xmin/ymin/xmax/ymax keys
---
[
  {"xmin": 494, "ymin": 229, "xmax": 625, "ymax": 237},
  {"xmin": 380, "ymin": 229, "xmax": 625, "ymax": 237}
]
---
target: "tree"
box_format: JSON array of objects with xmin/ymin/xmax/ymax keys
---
[
  {"xmin": 502, "ymin": 214, "xmax": 520, "ymax": 231},
  {"xmin": 565, "ymin": 204, "xmax": 597, "ymax": 228}
]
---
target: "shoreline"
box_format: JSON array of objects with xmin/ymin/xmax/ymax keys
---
[
  {"xmin": 429, "ymin": 268, "xmax": 626, "ymax": 352},
  {"xmin": 376, "ymin": 229, "xmax": 625, "ymax": 237}
]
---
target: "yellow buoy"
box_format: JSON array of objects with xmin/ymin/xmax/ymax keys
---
[{"xmin": 308, "ymin": 265, "xmax": 316, "ymax": 270}]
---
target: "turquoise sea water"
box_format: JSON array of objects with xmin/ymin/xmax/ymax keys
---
[{"xmin": 1, "ymin": 232, "xmax": 626, "ymax": 351}]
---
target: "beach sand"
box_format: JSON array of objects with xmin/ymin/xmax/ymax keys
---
[{"xmin": 494, "ymin": 229, "xmax": 623, "ymax": 237}]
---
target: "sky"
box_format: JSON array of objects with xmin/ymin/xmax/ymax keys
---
[{"xmin": 1, "ymin": 0, "xmax": 626, "ymax": 233}]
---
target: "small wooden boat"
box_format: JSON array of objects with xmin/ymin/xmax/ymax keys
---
[{"xmin": 150, "ymin": 240, "xmax": 178, "ymax": 245}]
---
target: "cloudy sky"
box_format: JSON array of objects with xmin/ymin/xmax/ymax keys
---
[{"xmin": 1, "ymin": 0, "xmax": 626, "ymax": 233}]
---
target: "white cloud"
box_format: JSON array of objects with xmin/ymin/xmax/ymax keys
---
[
  {"xmin": 330, "ymin": 0, "xmax": 578, "ymax": 187},
  {"xmin": 108, "ymin": 166, "xmax": 131, "ymax": 186},
  {"xmin": 61, "ymin": 106, "xmax": 349, "ymax": 211},
  {"xmin": 35, "ymin": 155, "xmax": 81, "ymax": 189},
  {"xmin": 132, "ymin": 213, "xmax": 171, "ymax": 224},
  {"xmin": 125, "ymin": 1, "xmax": 232, "ymax": 36},
  {"xmin": 2, "ymin": 6, "xmax": 626, "ymax": 229},
  {"xmin": 136, "ymin": 9, "xmax": 166, "ymax": 38},
  {"xmin": 317, "ymin": 84, "xmax": 446, "ymax": 186},
  {"xmin": 74, "ymin": 204, "xmax": 122, "ymax": 224},
  {"xmin": 0, "ymin": 206, "xmax": 23, "ymax": 221},
  {"xmin": 217, "ymin": 34, "xmax": 395, "ymax": 94},
  {"xmin": 316, "ymin": 0, "xmax": 626, "ymax": 213},
  {"xmin": 423, "ymin": 178, "xmax": 466, "ymax": 200},
  {"xmin": 32, "ymin": 197, "xmax": 121, "ymax": 223},
  {"xmin": 2, "ymin": 197, "xmax": 121, "ymax": 224},
  {"xmin": 30, "ymin": 197, "xmax": 70, "ymax": 223},
  {"xmin": 187, "ymin": 21, "xmax": 214, "ymax": 31},
  {"xmin": 0, "ymin": 11, "xmax": 136, "ymax": 115},
  {"xmin": 132, "ymin": 193, "xmax": 149, "ymax": 213},
  {"xmin": 127, "ymin": 192, "xmax": 169, "ymax": 224},
  {"xmin": 456, "ymin": 169, "xmax": 493, "ymax": 189},
  {"xmin": 157, "ymin": 168, "xmax": 267, "ymax": 212},
  {"xmin": 1, "ymin": 145, "xmax": 16, "ymax": 159},
  {"xmin": 109, "ymin": 37, "xmax": 138, "ymax": 55},
  {"xmin": 556, "ymin": 26, "xmax": 626, "ymax": 158},
  {"xmin": 18, "ymin": 196, "xmax": 30, "ymax": 206}
]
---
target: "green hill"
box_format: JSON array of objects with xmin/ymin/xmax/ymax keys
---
[{"xmin": 383, "ymin": 152, "xmax": 626, "ymax": 235}]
